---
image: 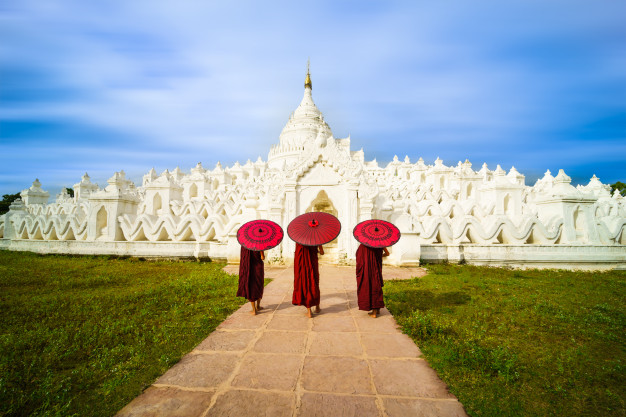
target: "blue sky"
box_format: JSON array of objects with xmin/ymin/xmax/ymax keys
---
[{"xmin": 1, "ymin": 0, "xmax": 625, "ymax": 197}]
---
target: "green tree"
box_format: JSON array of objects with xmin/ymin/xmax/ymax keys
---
[
  {"xmin": 65, "ymin": 188, "xmax": 74, "ymax": 198},
  {"xmin": 0, "ymin": 193, "xmax": 21, "ymax": 215},
  {"xmin": 610, "ymin": 181, "xmax": 626, "ymax": 196}
]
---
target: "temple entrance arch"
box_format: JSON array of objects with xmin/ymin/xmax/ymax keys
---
[
  {"xmin": 305, "ymin": 190, "xmax": 339, "ymax": 250},
  {"xmin": 295, "ymin": 186, "xmax": 350, "ymax": 263},
  {"xmin": 305, "ymin": 190, "xmax": 338, "ymax": 217}
]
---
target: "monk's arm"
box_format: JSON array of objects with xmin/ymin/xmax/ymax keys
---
[
  {"xmin": 318, "ymin": 246, "xmax": 324, "ymax": 255},
  {"xmin": 260, "ymin": 250, "xmax": 265, "ymax": 260},
  {"xmin": 382, "ymin": 247, "xmax": 390, "ymax": 257}
]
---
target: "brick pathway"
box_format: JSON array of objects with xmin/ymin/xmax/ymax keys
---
[{"xmin": 116, "ymin": 265, "xmax": 468, "ymax": 417}]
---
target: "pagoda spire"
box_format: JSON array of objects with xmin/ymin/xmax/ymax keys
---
[{"xmin": 304, "ymin": 58, "xmax": 312, "ymax": 90}]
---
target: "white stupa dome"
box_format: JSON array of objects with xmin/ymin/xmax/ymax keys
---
[{"xmin": 267, "ymin": 66, "xmax": 333, "ymax": 169}]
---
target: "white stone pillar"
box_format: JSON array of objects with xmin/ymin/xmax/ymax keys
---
[
  {"xmin": 345, "ymin": 185, "xmax": 359, "ymax": 260},
  {"xmin": 283, "ymin": 183, "xmax": 297, "ymax": 261},
  {"xmin": 267, "ymin": 204, "xmax": 284, "ymax": 263},
  {"xmin": 3, "ymin": 199, "xmax": 27, "ymax": 239}
]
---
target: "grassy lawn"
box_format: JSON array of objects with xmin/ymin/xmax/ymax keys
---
[
  {"xmin": 0, "ymin": 251, "xmax": 248, "ymax": 417},
  {"xmin": 384, "ymin": 263, "xmax": 626, "ymax": 417}
]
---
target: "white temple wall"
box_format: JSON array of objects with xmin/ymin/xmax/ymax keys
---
[
  {"xmin": 479, "ymin": 186, "xmax": 523, "ymax": 217},
  {"xmin": 535, "ymin": 199, "xmax": 598, "ymax": 244},
  {"xmin": 87, "ymin": 198, "xmax": 138, "ymax": 241},
  {"xmin": 183, "ymin": 182, "xmax": 205, "ymax": 200},
  {"xmin": 458, "ymin": 179, "xmax": 481, "ymax": 201},
  {"xmin": 2, "ymin": 73, "xmax": 625, "ymax": 270}
]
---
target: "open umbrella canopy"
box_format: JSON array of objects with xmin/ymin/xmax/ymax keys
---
[
  {"xmin": 353, "ymin": 219, "xmax": 401, "ymax": 248},
  {"xmin": 287, "ymin": 212, "xmax": 341, "ymax": 246},
  {"xmin": 237, "ymin": 219, "xmax": 284, "ymax": 251}
]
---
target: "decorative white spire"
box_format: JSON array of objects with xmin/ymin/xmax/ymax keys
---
[{"xmin": 305, "ymin": 58, "xmax": 312, "ymax": 89}]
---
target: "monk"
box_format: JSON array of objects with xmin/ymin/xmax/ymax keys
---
[
  {"xmin": 355, "ymin": 244, "xmax": 389, "ymax": 318},
  {"xmin": 237, "ymin": 246, "xmax": 265, "ymax": 315},
  {"xmin": 293, "ymin": 243, "xmax": 324, "ymax": 318}
]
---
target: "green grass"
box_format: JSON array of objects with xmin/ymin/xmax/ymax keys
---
[
  {"xmin": 384, "ymin": 263, "xmax": 626, "ymax": 417},
  {"xmin": 0, "ymin": 251, "xmax": 248, "ymax": 417}
]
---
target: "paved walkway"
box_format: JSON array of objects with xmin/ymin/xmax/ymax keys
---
[{"xmin": 117, "ymin": 265, "xmax": 468, "ymax": 417}]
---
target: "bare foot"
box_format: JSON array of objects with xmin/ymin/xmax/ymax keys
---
[
  {"xmin": 307, "ymin": 308, "xmax": 312, "ymax": 318},
  {"xmin": 314, "ymin": 306, "xmax": 321, "ymax": 313},
  {"xmin": 256, "ymin": 305, "xmax": 264, "ymax": 311},
  {"xmin": 368, "ymin": 309, "xmax": 378, "ymax": 318},
  {"xmin": 250, "ymin": 309, "xmax": 257, "ymax": 316}
]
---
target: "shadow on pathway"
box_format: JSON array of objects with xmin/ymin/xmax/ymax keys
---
[{"xmin": 116, "ymin": 264, "xmax": 468, "ymax": 417}]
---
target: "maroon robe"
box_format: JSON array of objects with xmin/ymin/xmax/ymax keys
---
[
  {"xmin": 237, "ymin": 246, "xmax": 264, "ymax": 302},
  {"xmin": 355, "ymin": 244, "xmax": 385, "ymax": 311},
  {"xmin": 292, "ymin": 243, "xmax": 320, "ymax": 308}
]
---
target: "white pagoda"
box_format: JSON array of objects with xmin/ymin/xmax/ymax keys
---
[{"xmin": 1, "ymin": 68, "xmax": 625, "ymax": 269}]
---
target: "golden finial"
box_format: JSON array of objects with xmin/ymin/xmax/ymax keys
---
[{"xmin": 305, "ymin": 58, "xmax": 312, "ymax": 89}]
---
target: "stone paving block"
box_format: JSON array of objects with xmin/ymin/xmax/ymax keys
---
[
  {"xmin": 195, "ymin": 330, "xmax": 256, "ymax": 352},
  {"xmin": 361, "ymin": 333, "xmax": 422, "ymax": 358},
  {"xmin": 234, "ymin": 300, "xmax": 282, "ymax": 315},
  {"xmin": 318, "ymin": 301, "xmax": 351, "ymax": 316},
  {"xmin": 318, "ymin": 281, "xmax": 345, "ymax": 290},
  {"xmin": 383, "ymin": 398, "xmax": 468, "ymax": 417},
  {"xmin": 208, "ymin": 389, "xmax": 295, "ymax": 417},
  {"xmin": 233, "ymin": 303, "xmax": 252, "ymax": 314},
  {"xmin": 267, "ymin": 315, "xmax": 311, "ymax": 331},
  {"xmin": 267, "ymin": 281, "xmax": 293, "ymax": 289},
  {"xmin": 115, "ymin": 386, "xmax": 213, "ymax": 417},
  {"xmin": 319, "ymin": 265, "xmax": 352, "ymax": 278},
  {"xmin": 231, "ymin": 353, "xmax": 302, "ymax": 390},
  {"xmin": 252, "ymin": 330, "xmax": 307, "ymax": 354},
  {"xmin": 320, "ymin": 293, "xmax": 349, "ymax": 302},
  {"xmin": 346, "ymin": 297, "xmax": 359, "ymax": 309},
  {"xmin": 312, "ymin": 316, "xmax": 356, "ymax": 332},
  {"xmin": 263, "ymin": 266, "xmax": 291, "ymax": 276},
  {"xmin": 297, "ymin": 392, "xmax": 381, "ymax": 417},
  {"xmin": 302, "ymin": 356, "xmax": 373, "ymax": 394},
  {"xmin": 309, "ymin": 332, "xmax": 363, "ymax": 356},
  {"xmin": 275, "ymin": 302, "xmax": 308, "ymax": 315},
  {"xmin": 353, "ymin": 315, "xmax": 399, "ymax": 333},
  {"xmin": 370, "ymin": 359, "xmax": 454, "ymax": 398},
  {"xmin": 263, "ymin": 285, "xmax": 293, "ymax": 296},
  {"xmin": 217, "ymin": 312, "xmax": 270, "ymax": 330},
  {"xmin": 234, "ymin": 295, "xmax": 284, "ymax": 309},
  {"xmin": 259, "ymin": 295, "xmax": 286, "ymax": 305},
  {"xmin": 155, "ymin": 353, "xmax": 238, "ymax": 388}
]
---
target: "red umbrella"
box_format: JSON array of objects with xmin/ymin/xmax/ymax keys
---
[
  {"xmin": 287, "ymin": 212, "xmax": 341, "ymax": 246},
  {"xmin": 237, "ymin": 220, "xmax": 284, "ymax": 251},
  {"xmin": 353, "ymin": 219, "xmax": 401, "ymax": 248}
]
